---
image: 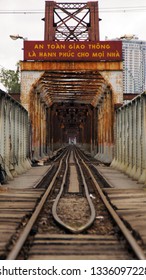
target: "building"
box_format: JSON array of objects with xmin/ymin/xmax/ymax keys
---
[{"xmin": 121, "ymin": 36, "xmax": 146, "ymax": 94}]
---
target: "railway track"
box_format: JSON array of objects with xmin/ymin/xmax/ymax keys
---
[{"xmin": 0, "ymin": 146, "xmax": 145, "ymax": 260}]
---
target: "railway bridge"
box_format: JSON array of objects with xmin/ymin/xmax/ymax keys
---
[
  {"xmin": 21, "ymin": 1, "xmax": 122, "ymax": 162},
  {"xmin": 0, "ymin": 1, "xmax": 146, "ymax": 185}
]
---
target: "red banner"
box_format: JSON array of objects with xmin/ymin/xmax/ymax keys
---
[{"xmin": 24, "ymin": 41, "xmax": 122, "ymax": 62}]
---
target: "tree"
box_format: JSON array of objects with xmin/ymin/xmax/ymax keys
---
[{"xmin": 0, "ymin": 63, "xmax": 20, "ymax": 93}]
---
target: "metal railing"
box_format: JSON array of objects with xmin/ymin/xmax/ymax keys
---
[
  {"xmin": 112, "ymin": 92, "xmax": 146, "ymax": 184},
  {"xmin": 0, "ymin": 89, "xmax": 31, "ymax": 182}
]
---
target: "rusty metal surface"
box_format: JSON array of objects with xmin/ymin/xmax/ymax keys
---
[
  {"xmin": 94, "ymin": 89, "xmax": 114, "ymax": 163},
  {"xmin": 44, "ymin": 1, "xmax": 100, "ymax": 41},
  {"xmin": 20, "ymin": 61, "xmax": 123, "ymax": 71},
  {"xmin": 20, "ymin": 60, "xmax": 123, "ymax": 108},
  {"xmin": 20, "ymin": 59, "xmax": 123, "ymax": 159},
  {"xmin": 38, "ymin": 70, "xmax": 104, "ymax": 105},
  {"xmin": 20, "ymin": 1, "xmax": 123, "ymax": 161}
]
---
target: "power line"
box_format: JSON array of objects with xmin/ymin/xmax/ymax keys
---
[
  {"xmin": 102, "ymin": 5, "xmax": 146, "ymax": 9},
  {"xmin": 101, "ymin": 6, "xmax": 146, "ymax": 13},
  {"xmin": 0, "ymin": 6, "xmax": 146, "ymax": 14},
  {"xmin": 0, "ymin": 10, "xmax": 44, "ymax": 14}
]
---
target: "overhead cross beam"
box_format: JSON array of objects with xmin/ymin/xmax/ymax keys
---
[
  {"xmin": 44, "ymin": 1, "xmax": 100, "ymax": 41},
  {"xmin": 37, "ymin": 70, "xmax": 105, "ymax": 106}
]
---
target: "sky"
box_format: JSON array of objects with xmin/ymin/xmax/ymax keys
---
[{"xmin": 0, "ymin": 0, "xmax": 146, "ymax": 73}]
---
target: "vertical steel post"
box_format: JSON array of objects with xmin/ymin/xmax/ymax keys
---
[
  {"xmin": 44, "ymin": 1, "xmax": 56, "ymax": 40},
  {"xmin": 87, "ymin": 1, "xmax": 100, "ymax": 40}
]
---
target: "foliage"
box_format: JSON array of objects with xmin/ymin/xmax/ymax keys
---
[{"xmin": 0, "ymin": 63, "xmax": 20, "ymax": 93}]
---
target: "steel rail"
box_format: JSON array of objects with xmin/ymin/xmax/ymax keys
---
[
  {"xmin": 53, "ymin": 146, "xmax": 68, "ymax": 162},
  {"xmin": 6, "ymin": 157, "xmax": 66, "ymax": 260},
  {"xmin": 78, "ymin": 155, "xmax": 145, "ymax": 260},
  {"xmin": 74, "ymin": 151, "xmax": 96, "ymax": 229},
  {"xmin": 52, "ymin": 149, "xmax": 96, "ymax": 233}
]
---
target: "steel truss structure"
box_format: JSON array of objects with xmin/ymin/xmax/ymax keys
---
[{"xmin": 44, "ymin": 1, "xmax": 100, "ymax": 41}]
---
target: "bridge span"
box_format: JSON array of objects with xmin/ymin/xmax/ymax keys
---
[
  {"xmin": 20, "ymin": 58, "xmax": 122, "ymax": 163},
  {"xmin": 0, "ymin": 1, "xmax": 145, "ymax": 185},
  {"xmin": 19, "ymin": 1, "xmax": 123, "ymax": 165}
]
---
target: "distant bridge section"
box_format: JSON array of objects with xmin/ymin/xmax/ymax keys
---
[{"xmin": 0, "ymin": 90, "xmax": 30, "ymax": 183}]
